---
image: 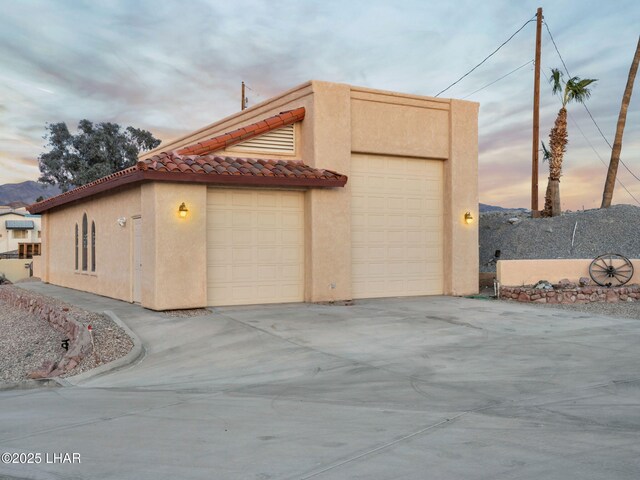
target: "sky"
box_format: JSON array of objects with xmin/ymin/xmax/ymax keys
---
[{"xmin": 0, "ymin": 0, "xmax": 639, "ymax": 210}]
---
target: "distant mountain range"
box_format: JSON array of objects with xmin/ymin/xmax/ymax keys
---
[
  {"xmin": 479, "ymin": 203, "xmax": 529, "ymax": 213},
  {"xmin": 0, "ymin": 181, "xmax": 61, "ymax": 207}
]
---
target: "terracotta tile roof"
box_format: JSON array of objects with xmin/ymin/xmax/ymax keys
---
[
  {"xmin": 29, "ymin": 166, "xmax": 142, "ymax": 214},
  {"xmin": 137, "ymin": 152, "xmax": 347, "ymax": 181},
  {"xmin": 177, "ymin": 107, "xmax": 305, "ymax": 156},
  {"xmin": 28, "ymin": 153, "xmax": 346, "ymax": 214}
]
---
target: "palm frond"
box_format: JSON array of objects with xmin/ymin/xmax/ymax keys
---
[
  {"xmin": 566, "ymin": 77, "xmax": 597, "ymax": 104},
  {"xmin": 549, "ymin": 68, "xmax": 563, "ymax": 95},
  {"xmin": 541, "ymin": 141, "xmax": 551, "ymax": 162}
]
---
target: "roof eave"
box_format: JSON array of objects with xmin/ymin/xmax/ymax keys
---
[
  {"xmin": 28, "ymin": 170, "xmax": 347, "ymax": 214},
  {"xmin": 27, "ymin": 170, "xmax": 145, "ymax": 214}
]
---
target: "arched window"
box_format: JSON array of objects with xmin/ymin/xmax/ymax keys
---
[
  {"xmin": 82, "ymin": 213, "xmax": 88, "ymax": 271},
  {"xmin": 91, "ymin": 221, "xmax": 96, "ymax": 272},
  {"xmin": 75, "ymin": 224, "xmax": 79, "ymax": 270}
]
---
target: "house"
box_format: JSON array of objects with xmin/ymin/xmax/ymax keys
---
[
  {"xmin": 0, "ymin": 208, "xmax": 41, "ymax": 255},
  {"xmin": 29, "ymin": 81, "xmax": 479, "ymax": 310}
]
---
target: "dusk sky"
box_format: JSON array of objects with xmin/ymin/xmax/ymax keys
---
[{"xmin": 1, "ymin": 0, "xmax": 638, "ymax": 209}]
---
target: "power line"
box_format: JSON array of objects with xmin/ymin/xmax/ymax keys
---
[
  {"xmin": 462, "ymin": 59, "xmax": 533, "ymax": 99},
  {"xmin": 543, "ymin": 68, "xmax": 640, "ymax": 206},
  {"xmin": 244, "ymin": 83, "xmax": 263, "ymax": 98},
  {"xmin": 434, "ymin": 14, "xmax": 537, "ymax": 97},
  {"xmin": 543, "ymin": 20, "xmax": 640, "ymax": 184}
]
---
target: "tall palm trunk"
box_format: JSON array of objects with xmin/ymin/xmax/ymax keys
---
[
  {"xmin": 601, "ymin": 36, "xmax": 640, "ymax": 208},
  {"xmin": 543, "ymin": 107, "xmax": 567, "ymax": 216}
]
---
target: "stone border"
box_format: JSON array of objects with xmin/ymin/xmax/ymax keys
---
[
  {"xmin": 500, "ymin": 284, "xmax": 640, "ymax": 304},
  {"xmin": 0, "ymin": 286, "xmax": 92, "ymax": 377},
  {"xmin": 64, "ymin": 310, "xmax": 145, "ymax": 386}
]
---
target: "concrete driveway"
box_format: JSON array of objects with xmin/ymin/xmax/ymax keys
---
[{"xmin": 1, "ymin": 282, "xmax": 639, "ymax": 480}]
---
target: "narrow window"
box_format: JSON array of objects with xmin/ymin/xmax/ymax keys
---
[
  {"xmin": 75, "ymin": 224, "xmax": 79, "ymax": 270},
  {"xmin": 91, "ymin": 221, "xmax": 96, "ymax": 272},
  {"xmin": 82, "ymin": 213, "xmax": 88, "ymax": 271}
]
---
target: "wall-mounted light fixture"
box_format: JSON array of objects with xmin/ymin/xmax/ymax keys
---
[
  {"xmin": 464, "ymin": 211, "xmax": 474, "ymax": 224},
  {"xmin": 117, "ymin": 217, "xmax": 127, "ymax": 227},
  {"xmin": 178, "ymin": 202, "xmax": 189, "ymax": 218}
]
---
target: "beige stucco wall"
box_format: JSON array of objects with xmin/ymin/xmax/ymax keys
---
[
  {"xmin": 43, "ymin": 186, "xmax": 141, "ymax": 303},
  {"xmin": 497, "ymin": 259, "xmax": 640, "ymax": 286},
  {"xmin": 140, "ymin": 182, "xmax": 207, "ymax": 310},
  {"xmin": 349, "ymin": 87, "xmax": 479, "ymax": 296},
  {"xmin": 141, "ymin": 80, "xmax": 479, "ymax": 303},
  {"xmin": 32, "ymin": 255, "xmax": 41, "ymax": 278},
  {"xmin": 44, "ymin": 80, "xmax": 478, "ymax": 308},
  {"xmin": 444, "ymin": 100, "xmax": 480, "ymax": 295},
  {"xmin": 0, "ymin": 258, "xmax": 33, "ymax": 282}
]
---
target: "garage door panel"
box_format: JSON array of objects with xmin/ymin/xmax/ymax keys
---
[
  {"xmin": 257, "ymin": 230, "xmax": 278, "ymax": 243},
  {"xmin": 232, "ymin": 229, "xmax": 254, "ymax": 244},
  {"xmin": 232, "ymin": 192, "xmax": 253, "ymax": 206},
  {"xmin": 351, "ymin": 154, "xmax": 443, "ymax": 299},
  {"xmin": 231, "ymin": 247, "xmax": 254, "ymax": 263},
  {"xmin": 257, "ymin": 212, "xmax": 277, "ymax": 226},
  {"xmin": 207, "ymin": 188, "xmax": 304, "ymax": 306}
]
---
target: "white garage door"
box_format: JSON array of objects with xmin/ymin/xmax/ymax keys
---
[
  {"xmin": 207, "ymin": 188, "xmax": 304, "ymax": 306},
  {"xmin": 351, "ymin": 154, "xmax": 443, "ymax": 298}
]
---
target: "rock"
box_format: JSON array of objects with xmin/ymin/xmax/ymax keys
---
[
  {"xmin": 508, "ymin": 217, "xmax": 520, "ymax": 224},
  {"xmin": 517, "ymin": 292, "xmax": 529, "ymax": 302},
  {"xmin": 578, "ymin": 277, "xmax": 591, "ymax": 286},
  {"xmin": 606, "ymin": 290, "xmax": 619, "ymax": 303},
  {"xmin": 534, "ymin": 280, "xmax": 553, "ymax": 290}
]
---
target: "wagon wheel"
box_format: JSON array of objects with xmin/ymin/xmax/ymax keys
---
[{"xmin": 589, "ymin": 253, "xmax": 634, "ymax": 287}]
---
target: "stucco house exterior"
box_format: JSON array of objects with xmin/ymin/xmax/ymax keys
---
[
  {"xmin": 0, "ymin": 209, "xmax": 42, "ymax": 255},
  {"xmin": 29, "ymin": 81, "xmax": 479, "ymax": 310}
]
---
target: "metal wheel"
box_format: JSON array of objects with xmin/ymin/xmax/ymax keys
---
[{"xmin": 589, "ymin": 253, "xmax": 634, "ymax": 287}]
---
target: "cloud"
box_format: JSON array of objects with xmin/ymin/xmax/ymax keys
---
[{"xmin": 0, "ymin": 0, "xmax": 639, "ymax": 211}]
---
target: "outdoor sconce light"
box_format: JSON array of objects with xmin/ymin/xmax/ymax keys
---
[
  {"xmin": 464, "ymin": 211, "xmax": 474, "ymax": 224},
  {"xmin": 178, "ymin": 203, "xmax": 189, "ymax": 218},
  {"xmin": 116, "ymin": 217, "xmax": 126, "ymax": 227}
]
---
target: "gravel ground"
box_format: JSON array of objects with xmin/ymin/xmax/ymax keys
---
[
  {"xmin": 0, "ymin": 290, "xmax": 133, "ymax": 384},
  {"xmin": 0, "ymin": 299, "xmax": 67, "ymax": 383},
  {"xmin": 480, "ymin": 204, "xmax": 640, "ymax": 272}
]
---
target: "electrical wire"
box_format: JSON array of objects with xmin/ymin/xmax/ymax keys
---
[
  {"xmin": 434, "ymin": 14, "xmax": 537, "ymax": 97},
  {"xmin": 462, "ymin": 60, "xmax": 533, "ymax": 99},
  {"xmin": 543, "ymin": 69, "xmax": 640, "ymax": 206},
  {"xmin": 244, "ymin": 83, "xmax": 263, "ymax": 98},
  {"xmin": 543, "ymin": 20, "xmax": 640, "ymax": 184}
]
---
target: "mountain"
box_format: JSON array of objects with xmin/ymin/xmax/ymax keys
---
[
  {"xmin": 479, "ymin": 203, "xmax": 529, "ymax": 213},
  {"xmin": 0, "ymin": 181, "xmax": 61, "ymax": 206}
]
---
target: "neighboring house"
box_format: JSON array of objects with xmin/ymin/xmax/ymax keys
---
[
  {"xmin": 0, "ymin": 209, "xmax": 41, "ymax": 255},
  {"xmin": 29, "ymin": 80, "xmax": 479, "ymax": 310}
]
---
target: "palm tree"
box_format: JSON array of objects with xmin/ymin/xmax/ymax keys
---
[
  {"xmin": 601, "ymin": 36, "xmax": 640, "ymax": 208},
  {"xmin": 542, "ymin": 69, "xmax": 597, "ymax": 217}
]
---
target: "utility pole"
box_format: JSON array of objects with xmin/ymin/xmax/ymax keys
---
[
  {"xmin": 531, "ymin": 7, "xmax": 542, "ymax": 216},
  {"xmin": 241, "ymin": 81, "xmax": 246, "ymax": 110}
]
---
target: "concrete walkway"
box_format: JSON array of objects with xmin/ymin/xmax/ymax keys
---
[{"xmin": 1, "ymin": 282, "xmax": 639, "ymax": 479}]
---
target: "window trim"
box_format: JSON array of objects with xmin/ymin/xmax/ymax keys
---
[
  {"xmin": 75, "ymin": 223, "xmax": 79, "ymax": 270},
  {"xmin": 82, "ymin": 213, "xmax": 88, "ymax": 271},
  {"xmin": 91, "ymin": 221, "xmax": 96, "ymax": 272}
]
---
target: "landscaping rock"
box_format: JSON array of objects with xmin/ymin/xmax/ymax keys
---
[{"xmin": 480, "ymin": 204, "xmax": 640, "ymax": 272}]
